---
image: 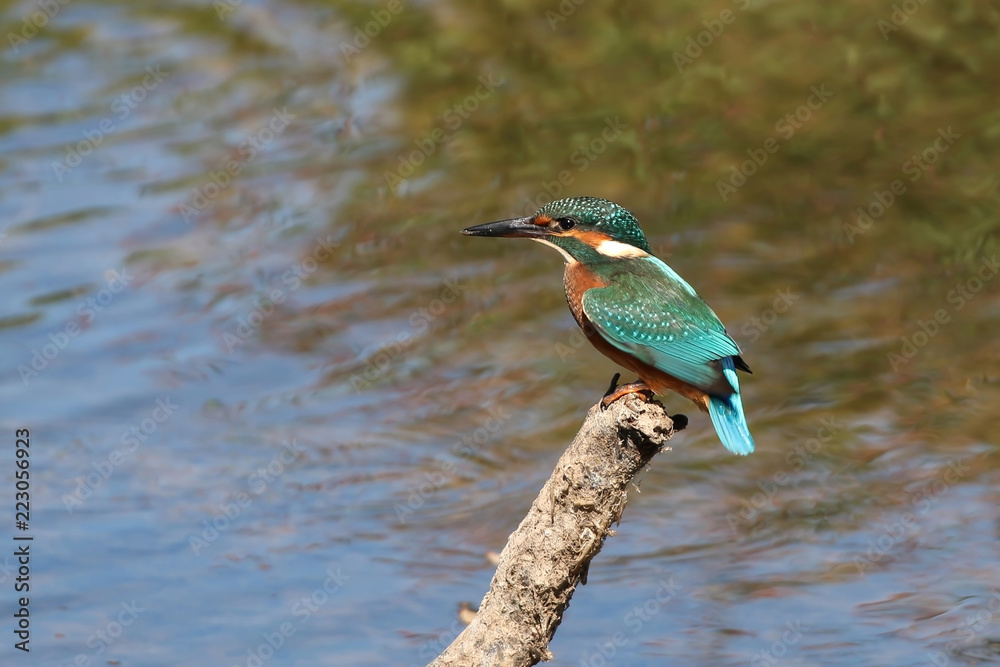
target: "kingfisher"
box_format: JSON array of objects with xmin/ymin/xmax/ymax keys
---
[{"xmin": 462, "ymin": 196, "xmax": 754, "ymax": 455}]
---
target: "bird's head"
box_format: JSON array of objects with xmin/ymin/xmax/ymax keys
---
[{"xmin": 462, "ymin": 197, "xmax": 653, "ymax": 263}]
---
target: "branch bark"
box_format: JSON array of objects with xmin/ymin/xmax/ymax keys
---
[{"xmin": 428, "ymin": 394, "xmax": 678, "ymax": 667}]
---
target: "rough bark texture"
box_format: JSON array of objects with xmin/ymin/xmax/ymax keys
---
[{"xmin": 427, "ymin": 394, "xmax": 677, "ymax": 667}]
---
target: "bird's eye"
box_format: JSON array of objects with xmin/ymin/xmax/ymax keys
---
[{"xmin": 556, "ymin": 217, "xmax": 578, "ymax": 230}]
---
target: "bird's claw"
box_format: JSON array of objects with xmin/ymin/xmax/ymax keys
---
[
  {"xmin": 602, "ymin": 373, "xmax": 622, "ymax": 400},
  {"xmin": 600, "ymin": 378, "xmax": 654, "ymax": 410}
]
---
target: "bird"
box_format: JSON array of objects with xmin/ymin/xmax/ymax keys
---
[{"xmin": 462, "ymin": 196, "xmax": 754, "ymax": 455}]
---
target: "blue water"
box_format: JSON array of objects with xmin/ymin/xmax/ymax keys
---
[{"xmin": 1, "ymin": 1, "xmax": 998, "ymax": 665}]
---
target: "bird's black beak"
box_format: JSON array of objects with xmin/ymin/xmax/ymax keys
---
[{"xmin": 462, "ymin": 216, "xmax": 548, "ymax": 238}]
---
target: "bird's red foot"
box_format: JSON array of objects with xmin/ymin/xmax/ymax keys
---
[{"xmin": 601, "ymin": 376, "xmax": 654, "ymax": 409}]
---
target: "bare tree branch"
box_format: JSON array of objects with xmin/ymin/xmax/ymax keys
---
[{"xmin": 428, "ymin": 394, "xmax": 678, "ymax": 667}]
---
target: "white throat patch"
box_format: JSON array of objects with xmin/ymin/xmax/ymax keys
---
[{"xmin": 594, "ymin": 239, "xmax": 649, "ymax": 258}]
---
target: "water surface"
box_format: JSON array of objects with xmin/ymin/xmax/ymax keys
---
[{"xmin": 0, "ymin": 0, "xmax": 998, "ymax": 665}]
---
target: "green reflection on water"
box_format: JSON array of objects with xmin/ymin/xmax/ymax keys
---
[{"xmin": 323, "ymin": 0, "xmax": 1000, "ymax": 448}]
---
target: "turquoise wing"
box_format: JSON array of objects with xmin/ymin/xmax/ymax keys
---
[{"xmin": 581, "ymin": 259, "xmax": 742, "ymax": 393}]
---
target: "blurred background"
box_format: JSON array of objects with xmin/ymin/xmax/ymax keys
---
[{"xmin": 1, "ymin": 0, "xmax": 999, "ymax": 665}]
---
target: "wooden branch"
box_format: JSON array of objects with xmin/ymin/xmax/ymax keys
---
[{"xmin": 427, "ymin": 394, "xmax": 679, "ymax": 667}]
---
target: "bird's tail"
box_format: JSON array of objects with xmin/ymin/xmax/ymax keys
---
[{"xmin": 707, "ymin": 357, "xmax": 755, "ymax": 456}]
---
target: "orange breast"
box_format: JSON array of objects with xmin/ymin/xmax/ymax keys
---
[
  {"xmin": 563, "ymin": 263, "xmax": 711, "ymax": 412},
  {"xmin": 563, "ymin": 262, "xmax": 605, "ymax": 328}
]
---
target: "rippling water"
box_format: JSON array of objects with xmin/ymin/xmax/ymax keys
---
[{"xmin": 1, "ymin": 1, "xmax": 998, "ymax": 665}]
